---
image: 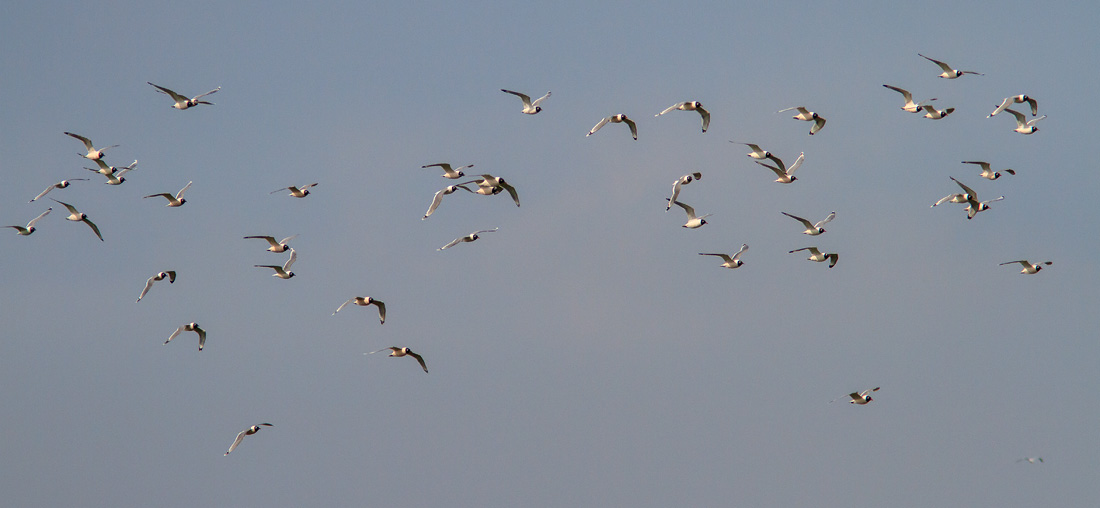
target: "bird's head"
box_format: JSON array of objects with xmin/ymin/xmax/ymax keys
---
[
  {"xmin": 700, "ymin": 219, "xmax": 708, "ymax": 226},
  {"xmin": 456, "ymin": 171, "xmax": 465, "ymax": 178},
  {"xmin": 534, "ymin": 106, "xmax": 541, "ymax": 113},
  {"xmin": 26, "ymin": 227, "xmax": 35, "ymax": 234},
  {"xmin": 992, "ymin": 172, "xmax": 1001, "ymax": 180},
  {"xmin": 1034, "ymin": 266, "xmax": 1043, "ymax": 272},
  {"xmin": 816, "ymin": 227, "xmax": 825, "ymax": 234},
  {"xmin": 811, "ymin": 112, "xmax": 819, "ymax": 119},
  {"xmin": 735, "ymin": 260, "xmax": 743, "ymax": 267},
  {"xmin": 691, "ymin": 101, "xmax": 702, "ymax": 108},
  {"xmin": 790, "ymin": 176, "xmax": 798, "ymax": 182},
  {"xmin": 178, "ymin": 198, "xmax": 187, "ymax": 205},
  {"xmin": 865, "ymin": 396, "xmax": 873, "ymax": 402}
]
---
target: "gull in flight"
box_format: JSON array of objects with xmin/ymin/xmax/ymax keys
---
[
  {"xmin": 882, "ymin": 84, "xmax": 937, "ymax": 113},
  {"xmin": 165, "ymin": 322, "xmax": 207, "ymax": 350},
  {"xmin": 64, "ymin": 132, "xmax": 119, "ymax": 160},
  {"xmin": 667, "ymin": 200, "xmax": 711, "ymax": 228},
  {"xmin": 918, "ymin": 53, "xmax": 983, "ymax": 78},
  {"xmin": 961, "ymin": 161, "xmax": 1015, "ymax": 180},
  {"xmin": 147, "ymin": 82, "xmax": 220, "ymax": 110},
  {"xmin": 224, "ymin": 423, "xmax": 273, "ymax": 456},
  {"xmin": 30, "ymin": 179, "xmax": 89, "ymax": 202},
  {"xmin": 255, "ymin": 248, "xmax": 297, "ymax": 279},
  {"xmin": 136, "ymin": 270, "xmax": 176, "ymax": 302},
  {"xmin": 1000, "ymin": 108, "xmax": 1045, "ymax": 135},
  {"xmin": 778, "ymin": 106, "xmax": 826, "ymax": 135},
  {"xmin": 1016, "ymin": 457, "xmax": 1044, "ymax": 464},
  {"xmin": 948, "ymin": 177, "xmax": 1003, "ymax": 219},
  {"xmin": 439, "ymin": 228, "xmax": 498, "ymax": 250},
  {"xmin": 423, "ymin": 184, "xmax": 474, "ymax": 219},
  {"xmin": 587, "ymin": 114, "xmax": 637, "ymax": 140},
  {"xmin": 501, "ymin": 89, "xmax": 550, "ymax": 114},
  {"xmin": 366, "ymin": 347, "xmax": 428, "ymax": 373},
  {"xmin": 666, "ymin": 172, "xmax": 702, "ymax": 211},
  {"xmin": 831, "ymin": 387, "xmax": 880, "ymax": 404},
  {"xmin": 244, "ymin": 234, "xmax": 297, "ymax": 253},
  {"xmin": 755, "ymin": 151, "xmax": 804, "ymax": 184},
  {"xmin": 333, "ymin": 296, "xmax": 386, "ymax": 324},
  {"xmin": 421, "ymin": 163, "xmax": 473, "ymax": 179},
  {"xmin": 655, "ymin": 101, "xmax": 710, "ymax": 132},
  {"xmin": 922, "ymin": 104, "xmax": 955, "ymax": 120},
  {"xmin": 4, "ymin": 208, "xmax": 51, "ymax": 236},
  {"xmin": 87, "ymin": 159, "xmax": 138, "ymax": 185},
  {"xmin": 271, "ymin": 183, "xmax": 318, "ymax": 198},
  {"xmin": 782, "ymin": 211, "xmax": 835, "ymax": 235},
  {"xmin": 50, "ymin": 198, "xmax": 103, "ymax": 241},
  {"xmin": 459, "ymin": 175, "xmax": 520, "ymax": 207},
  {"xmin": 330, "ymin": 294, "xmax": 387, "ymax": 323},
  {"xmin": 144, "ymin": 181, "xmax": 192, "ymax": 207},
  {"xmin": 732, "ymin": 142, "xmax": 784, "ymax": 167},
  {"xmin": 989, "ymin": 94, "xmax": 1038, "ymax": 117},
  {"xmin": 789, "ymin": 247, "xmax": 839, "ymax": 268},
  {"xmin": 699, "ymin": 244, "xmax": 749, "ymax": 269},
  {"xmin": 1000, "ymin": 260, "xmax": 1052, "ymax": 274}
]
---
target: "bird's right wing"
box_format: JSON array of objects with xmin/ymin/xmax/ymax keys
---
[{"xmin": 225, "ymin": 430, "xmax": 247, "ymax": 455}]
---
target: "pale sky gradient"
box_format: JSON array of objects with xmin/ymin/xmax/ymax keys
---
[{"xmin": 2, "ymin": 1, "xmax": 1098, "ymax": 507}]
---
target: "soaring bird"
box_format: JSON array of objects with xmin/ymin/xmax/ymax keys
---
[
  {"xmin": 243, "ymin": 234, "xmax": 298, "ymax": 253},
  {"xmin": 30, "ymin": 179, "xmax": 89, "ymax": 202},
  {"xmin": 423, "ymin": 184, "xmax": 474, "ymax": 219},
  {"xmin": 961, "ymin": 161, "xmax": 1015, "ymax": 180},
  {"xmin": 922, "ymin": 104, "xmax": 955, "ymax": 120},
  {"xmin": 655, "ymin": 101, "xmax": 710, "ymax": 132},
  {"xmin": 136, "ymin": 270, "xmax": 176, "ymax": 302},
  {"xmin": 587, "ymin": 114, "xmax": 637, "ymax": 140},
  {"xmin": 789, "ymin": 247, "xmax": 839, "ymax": 268},
  {"xmin": 439, "ymin": 228, "xmax": 498, "ymax": 250},
  {"xmin": 989, "ymin": 94, "xmax": 1038, "ymax": 117},
  {"xmin": 501, "ymin": 89, "xmax": 550, "ymax": 114},
  {"xmin": 367, "ymin": 347, "xmax": 428, "ymax": 373},
  {"xmin": 147, "ymin": 82, "xmax": 220, "ymax": 110},
  {"xmin": 64, "ymin": 132, "xmax": 118, "ymax": 160},
  {"xmin": 667, "ymin": 200, "xmax": 711, "ymax": 229},
  {"xmin": 666, "ymin": 172, "xmax": 702, "ymax": 210},
  {"xmin": 882, "ymin": 84, "xmax": 937, "ymax": 113},
  {"xmin": 778, "ymin": 106, "xmax": 826, "ymax": 135},
  {"xmin": 831, "ymin": 387, "xmax": 880, "ymax": 404},
  {"xmin": 948, "ymin": 177, "xmax": 1003, "ymax": 219},
  {"xmin": 1016, "ymin": 457, "xmax": 1044, "ymax": 464},
  {"xmin": 165, "ymin": 322, "xmax": 207, "ymax": 350},
  {"xmin": 50, "ymin": 198, "xmax": 103, "ymax": 241},
  {"xmin": 1000, "ymin": 260, "xmax": 1052, "ymax": 274},
  {"xmin": 224, "ymin": 423, "xmax": 273, "ymax": 456},
  {"xmin": 333, "ymin": 296, "xmax": 386, "ymax": 324},
  {"xmin": 918, "ymin": 53, "xmax": 983, "ymax": 78},
  {"xmin": 421, "ymin": 163, "xmax": 473, "ymax": 179},
  {"xmin": 87, "ymin": 159, "xmax": 138, "ymax": 185},
  {"xmin": 781, "ymin": 211, "xmax": 834, "ymax": 235},
  {"xmin": 271, "ymin": 183, "xmax": 318, "ymax": 198},
  {"xmin": 754, "ymin": 151, "xmax": 804, "ymax": 184},
  {"xmin": 732, "ymin": 142, "xmax": 784, "ymax": 167},
  {"xmin": 699, "ymin": 244, "xmax": 749, "ymax": 269},
  {"xmin": 143, "ymin": 181, "xmax": 192, "ymax": 207},
  {"xmin": 459, "ymin": 175, "xmax": 520, "ymax": 207},
  {"xmin": 4, "ymin": 208, "xmax": 51, "ymax": 236},
  {"xmin": 255, "ymin": 248, "xmax": 297, "ymax": 279},
  {"xmin": 1001, "ymin": 108, "xmax": 1045, "ymax": 135}
]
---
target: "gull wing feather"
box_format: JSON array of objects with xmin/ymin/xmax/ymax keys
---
[
  {"xmin": 408, "ymin": 351, "xmax": 428, "ymax": 373},
  {"xmin": 781, "ymin": 212, "xmax": 813, "ymax": 229},
  {"xmin": 225, "ymin": 430, "xmax": 248, "ymax": 455}
]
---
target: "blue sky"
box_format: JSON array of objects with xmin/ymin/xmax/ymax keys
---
[{"xmin": 2, "ymin": 1, "xmax": 1098, "ymax": 507}]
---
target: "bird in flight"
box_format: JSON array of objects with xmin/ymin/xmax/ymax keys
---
[
  {"xmin": 224, "ymin": 423, "xmax": 273, "ymax": 456},
  {"xmin": 367, "ymin": 347, "xmax": 428, "ymax": 373},
  {"xmin": 501, "ymin": 89, "xmax": 550, "ymax": 114},
  {"xmin": 999, "ymin": 260, "xmax": 1052, "ymax": 274},
  {"xmin": 147, "ymin": 82, "xmax": 220, "ymax": 110},
  {"xmin": 65, "ymin": 132, "xmax": 119, "ymax": 160},
  {"xmin": 699, "ymin": 244, "xmax": 749, "ymax": 269},
  {"xmin": 781, "ymin": 211, "xmax": 835, "ymax": 235},
  {"xmin": 244, "ymin": 234, "xmax": 298, "ymax": 253},
  {"xmin": 918, "ymin": 53, "xmax": 983, "ymax": 78},
  {"xmin": 144, "ymin": 181, "xmax": 192, "ymax": 207},
  {"xmin": 655, "ymin": 101, "xmax": 710, "ymax": 132},
  {"xmin": 666, "ymin": 172, "xmax": 702, "ymax": 210},
  {"xmin": 587, "ymin": 114, "xmax": 637, "ymax": 140},
  {"xmin": 50, "ymin": 198, "xmax": 103, "ymax": 241},
  {"xmin": 255, "ymin": 248, "xmax": 297, "ymax": 279},
  {"xmin": 755, "ymin": 151, "xmax": 804, "ymax": 184},
  {"xmin": 789, "ymin": 247, "xmax": 838, "ymax": 268},
  {"xmin": 831, "ymin": 387, "xmax": 880, "ymax": 404},
  {"xmin": 667, "ymin": 200, "xmax": 711, "ymax": 229},
  {"xmin": 423, "ymin": 184, "xmax": 474, "ymax": 219},
  {"xmin": 778, "ymin": 106, "xmax": 826, "ymax": 135},
  {"xmin": 333, "ymin": 296, "xmax": 386, "ymax": 324},
  {"xmin": 961, "ymin": 161, "xmax": 1015, "ymax": 180},
  {"xmin": 136, "ymin": 270, "xmax": 176, "ymax": 302},
  {"xmin": 989, "ymin": 94, "xmax": 1038, "ymax": 118},
  {"xmin": 4, "ymin": 208, "xmax": 52, "ymax": 236},
  {"xmin": 30, "ymin": 179, "xmax": 89, "ymax": 202},
  {"xmin": 165, "ymin": 322, "xmax": 207, "ymax": 350},
  {"xmin": 882, "ymin": 84, "xmax": 937, "ymax": 113},
  {"xmin": 421, "ymin": 162, "xmax": 473, "ymax": 179},
  {"xmin": 439, "ymin": 228, "xmax": 498, "ymax": 250},
  {"xmin": 271, "ymin": 183, "xmax": 318, "ymax": 198}
]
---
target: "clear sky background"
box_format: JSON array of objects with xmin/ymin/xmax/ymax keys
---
[{"xmin": 2, "ymin": 1, "xmax": 1098, "ymax": 507}]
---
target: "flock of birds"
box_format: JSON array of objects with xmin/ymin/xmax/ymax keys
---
[{"xmin": 5, "ymin": 54, "xmax": 1053, "ymax": 458}]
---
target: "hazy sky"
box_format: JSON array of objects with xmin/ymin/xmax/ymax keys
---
[{"xmin": 2, "ymin": 1, "xmax": 1098, "ymax": 507}]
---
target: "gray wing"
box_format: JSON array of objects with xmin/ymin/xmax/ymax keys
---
[
  {"xmin": 988, "ymin": 97, "xmax": 1013, "ymax": 117},
  {"xmin": 785, "ymin": 152, "xmax": 805, "ymax": 175},
  {"xmin": 671, "ymin": 200, "xmax": 696, "ymax": 219},
  {"xmin": 932, "ymin": 193, "xmax": 963, "ymax": 207},
  {"xmin": 698, "ymin": 106, "xmax": 710, "ymax": 132},
  {"xmin": 1003, "ymin": 108, "xmax": 1027, "ymax": 127},
  {"xmin": 374, "ymin": 301, "xmax": 386, "ymax": 324},
  {"xmin": 282, "ymin": 248, "xmax": 297, "ymax": 271},
  {"xmin": 31, "ymin": 185, "xmax": 60, "ymax": 202},
  {"xmin": 473, "ymin": 228, "xmax": 499, "ymax": 235},
  {"xmin": 333, "ymin": 298, "xmax": 356, "ymax": 315},
  {"xmin": 1024, "ymin": 97, "xmax": 1038, "ymax": 116},
  {"xmin": 192, "ymin": 87, "xmax": 220, "ymax": 100},
  {"xmin": 50, "ymin": 198, "xmax": 80, "ymax": 215},
  {"xmin": 883, "ymin": 84, "xmax": 914, "ymax": 103},
  {"xmin": 64, "ymin": 132, "xmax": 94, "ymax": 150},
  {"xmin": 165, "ymin": 325, "xmax": 186, "ymax": 345},
  {"xmin": 656, "ymin": 102, "xmax": 685, "ymax": 116},
  {"xmin": 623, "ymin": 117, "xmax": 638, "ymax": 140},
  {"xmin": 587, "ymin": 116, "xmax": 611, "ymax": 136},
  {"xmin": 195, "ymin": 326, "xmax": 207, "ymax": 350},
  {"xmin": 777, "ymin": 106, "xmax": 804, "ymax": 114},
  {"xmin": 499, "ymin": 180, "xmax": 520, "ymax": 207},
  {"xmin": 814, "ymin": 211, "xmax": 836, "ymax": 229},
  {"xmin": 731, "ymin": 243, "xmax": 749, "ymax": 262},
  {"xmin": 530, "ymin": 91, "xmax": 551, "ymax": 107},
  {"xmin": 754, "ymin": 161, "xmax": 788, "ymax": 179},
  {"xmin": 175, "ymin": 181, "xmax": 193, "ymax": 199},
  {"xmin": 26, "ymin": 208, "xmax": 51, "ymax": 228},
  {"xmin": 950, "ymin": 177, "xmax": 977, "ymax": 199},
  {"xmin": 137, "ymin": 276, "xmax": 156, "ymax": 302},
  {"xmin": 408, "ymin": 351, "xmax": 428, "ymax": 373},
  {"xmin": 788, "ymin": 247, "xmax": 817, "ymax": 254},
  {"xmin": 439, "ymin": 237, "xmax": 462, "ymax": 250},
  {"xmin": 919, "ymin": 53, "xmax": 952, "ymax": 72},
  {"xmin": 423, "ymin": 189, "xmax": 448, "ymax": 219},
  {"xmin": 501, "ymin": 89, "xmax": 533, "ymax": 107},
  {"xmin": 244, "ymin": 235, "xmax": 278, "ymax": 246},
  {"xmin": 826, "ymin": 253, "xmax": 838, "ymax": 268},
  {"xmin": 82, "ymin": 217, "xmax": 104, "ymax": 241},
  {"xmin": 781, "ymin": 212, "xmax": 813, "ymax": 229},
  {"xmin": 225, "ymin": 430, "xmax": 248, "ymax": 455},
  {"xmin": 699, "ymin": 253, "xmax": 735, "ymax": 263},
  {"xmin": 278, "ymin": 234, "xmax": 298, "ymax": 245},
  {"xmin": 810, "ymin": 116, "xmax": 826, "ymax": 135},
  {"xmin": 999, "ymin": 260, "xmax": 1029, "ymax": 266},
  {"xmin": 148, "ymin": 82, "xmax": 186, "ymax": 102}
]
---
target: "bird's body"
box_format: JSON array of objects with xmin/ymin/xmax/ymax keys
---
[
  {"xmin": 699, "ymin": 244, "xmax": 748, "ymax": 269},
  {"xmin": 1000, "ymin": 260, "xmax": 1052, "ymax": 274},
  {"xmin": 255, "ymin": 248, "xmax": 297, "ymax": 278},
  {"xmin": 778, "ymin": 106, "xmax": 826, "ymax": 135},
  {"xmin": 922, "ymin": 105, "xmax": 955, "ymax": 120},
  {"xmin": 224, "ymin": 423, "xmax": 273, "ymax": 455},
  {"xmin": 64, "ymin": 132, "xmax": 118, "ymax": 160},
  {"xmin": 918, "ymin": 54, "xmax": 983, "ymax": 78},
  {"xmin": 31, "ymin": 179, "xmax": 89, "ymax": 202},
  {"xmin": 4, "ymin": 208, "xmax": 51, "ymax": 236},
  {"xmin": 882, "ymin": 84, "xmax": 936, "ymax": 113},
  {"xmin": 165, "ymin": 322, "xmax": 207, "ymax": 350},
  {"xmin": 439, "ymin": 228, "xmax": 498, "ymax": 250},
  {"xmin": 656, "ymin": 101, "xmax": 710, "ymax": 132},
  {"xmin": 143, "ymin": 181, "xmax": 192, "ymax": 207},
  {"xmin": 789, "ymin": 247, "xmax": 838, "ymax": 268},
  {"xmin": 755, "ymin": 151, "xmax": 804, "ymax": 184},
  {"xmin": 961, "ymin": 161, "xmax": 1015, "ymax": 180},
  {"xmin": 668, "ymin": 200, "xmax": 711, "ymax": 228},
  {"xmin": 271, "ymin": 183, "xmax": 318, "ymax": 197},
  {"xmin": 501, "ymin": 89, "xmax": 550, "ymax": 114},
  {"xmin": 367, "ymin": 347, "xmax": 428, "ymax": 373},
  {"xmin": 50, "ymin": 199, "xmax": 103, "ymax": 241},
  {"xmin": 333, "ymin": 296, "xmax": 386, "ymax": 324},
  {"xmin": 423, "ymin": 184, "xmax": 474, "ymax": 219},
  {"xmin": 421, "ymin": 163, "xmax": 473, "ymax": 179},
  {"xmin": 587, "ymin": 114, "xmax": 637, "ymax": 140},
  {"xmin": 989, "ymin": 95, "xmax": 1038, "ymax": 117},
  {"xmin": 136, "ymin": 270, "xmax": 176, "ymax": 302},
  {"xmin": 666, "ymin": 172, "xmax": 702, "ymax": 210},
  {"xmin": 782, "ymin": 211, "xmax": 834, "ymax": 235},
  {"xmin": 1001, "ymin": 108, "xmax": 1045, "ymax": 134},
  {"xmin": 147, "ymin": 82, "xmax": 220, "ymax": 109},
  {"xmin": 244, "ymin": 234, "xmax": 297, "ymax": 253}
]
